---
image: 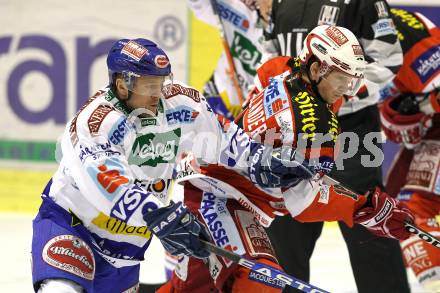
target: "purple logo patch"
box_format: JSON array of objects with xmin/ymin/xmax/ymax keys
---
[{"xmin": 411, "ymin": 45, "xmax": 440, "ymax": 83}]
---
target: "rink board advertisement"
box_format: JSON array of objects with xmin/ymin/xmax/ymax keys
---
[{"xmin": 0, "ymin": 0, "xmax": 188, "ymax": 162}]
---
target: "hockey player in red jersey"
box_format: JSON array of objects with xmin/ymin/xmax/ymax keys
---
[
  {"xmin": 158, "ymin": 25, "xmax": 414, "ymax": 293},
  {"xmin": 380, "ymin": 9, "xmax": 440, "ymax": 292}
]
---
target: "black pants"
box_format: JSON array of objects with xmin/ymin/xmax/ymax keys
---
[{"xmin": 266, "ymin": 106, "xmax": 410, "ymax": 293}]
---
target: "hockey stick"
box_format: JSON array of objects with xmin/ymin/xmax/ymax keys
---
[
  {"xmin": 201, "ymin": 240, "xmax": 331, "ymax": 293},
  {"xmin": 209, "ymin": 0, "xmax": 245, "ymax": 105},
  {"xmin": 322, "ymin": 175, "xmax": 440, "ymax": 249},
  {"xmin": 166, "ymin": 170, "xmax": 328, "ymax": 291},
  {"xmin": 169, "ymin": 171, "xmax": 329, "ymax": 291}
]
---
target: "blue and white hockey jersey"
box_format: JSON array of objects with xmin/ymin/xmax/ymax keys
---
[{"xmin": 44, "ymin": 81, "xmax": 255, "ymax": 268}]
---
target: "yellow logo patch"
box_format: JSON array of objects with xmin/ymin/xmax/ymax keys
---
[{"xmin": 92, "ymin": 213, "xmax": 152, "ymax": 239}]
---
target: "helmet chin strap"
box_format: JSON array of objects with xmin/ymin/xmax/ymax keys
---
[
  {"xmin": 112, "ymin": 77, "xmax": 133, "ymax": 105},
  {"xmin": 306, "ymin": 67, "xmax": 326, "ymax": 103},
  {"xmin": 126, "ymin": 91, "xmax": 133, "ymax": 101},
  {"xmin": 114, "ymin": 89, "xmax": 132, "ymax": 107}
]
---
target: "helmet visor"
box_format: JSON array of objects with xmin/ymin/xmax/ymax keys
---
[
  {"xmin": 125, "ymin": 72, "xmax": 173, "ymax": 97},
  {"xmin": 323, "ymin": 70, "xmax": 363, "ymax": 96}
]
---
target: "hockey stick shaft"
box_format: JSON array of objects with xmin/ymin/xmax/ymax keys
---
[
  {"xmin": 201, "ymin": 240, "xmax": 331, "ymax": 293},
  {"xmin": 322, "ymin": 175, "xmax": 440, "ymax": 249},
  {"xmin": 167, "ymin": 176, "xmax": 326, "ymax": 291},
  {"xmin": 209, "ymin": 0, "xmax": 245, "ymax": 105},
  {"xmin": 404, "ymin": 220, "xmax": 440, "ymax": 249}
]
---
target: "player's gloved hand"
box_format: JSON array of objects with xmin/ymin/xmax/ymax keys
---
[
  {"xmin": 143, "ymin": 201, "xmax": 210, "ymax": 259},
  {"xmin": 248, "ymin": 144, "xmax": 316, "ymax": 189},
  {"xmin": 354, "ymin": 187, "xmax": 415, "ymax": 240}
]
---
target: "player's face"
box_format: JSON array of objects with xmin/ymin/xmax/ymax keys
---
[
  {"xmin": 318, "ymin": 73, "xmax": 347, "ymax": 104},
  {"xmin": 123, "ymin": 75, "xmax": 166, "ymax": 114},
  {"xmin": 318, "ymin": 70, "xmax": 360, "ymax": 104}
]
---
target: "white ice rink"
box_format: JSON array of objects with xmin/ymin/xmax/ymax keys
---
[{"xmin": 0, "ymin": 213, "xmax": 428, "ymax": 293}]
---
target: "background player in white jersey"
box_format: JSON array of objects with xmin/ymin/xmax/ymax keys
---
[
  {"xmin": 187, "ymin": 0, "xmax": 271, "ymax": 119},
  {"xmin": 30, "ymin": 38, "xmax": 311, "ymax": 293}
]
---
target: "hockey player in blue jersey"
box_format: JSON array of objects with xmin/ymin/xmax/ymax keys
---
[{"xmin": 30, "ymin": 38, "xmax": 315, "ymax": 293}]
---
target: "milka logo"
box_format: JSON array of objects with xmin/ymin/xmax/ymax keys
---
[
  {"xmin": 129, "ymin": 129, "xmax": 181, "ymax": 166},
  {"xmin": 231, "ymin": 31, "xmax": 262, "ymax": 76}
]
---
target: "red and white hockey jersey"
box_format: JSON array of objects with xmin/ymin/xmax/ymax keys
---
[{"xmin": 191, "ymin": 59, "xmax": 367, "ymax": 228}]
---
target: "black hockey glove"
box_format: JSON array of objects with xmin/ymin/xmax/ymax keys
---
[
  {"xmin": 143, "ymin": 201, "xmax": 210, "ymax": 259},
  {"xmin": 248, "ymin": 144, "xmax": 316, "ymax": 189}
]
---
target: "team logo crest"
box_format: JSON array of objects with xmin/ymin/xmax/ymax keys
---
[
  {"xmin": 325, "ymin": 26, "xmax": 348, "ymax": 47},
  {"xmin": 121, "ymin": 41, "xmax": 149, "ymax": 61},
  {"xmin": 155, "ymin": 55, "xmax": 169, "ymax": 68},
  {"xmin": 42, "ymin": 235, "xmax": 95, "ymax": 280}
]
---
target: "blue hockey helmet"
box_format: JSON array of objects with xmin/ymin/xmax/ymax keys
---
[{"xmin": 107, "ymin": 38, "xmax": 172, "ymax": 87}]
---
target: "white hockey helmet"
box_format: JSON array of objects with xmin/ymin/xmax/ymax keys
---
[{"xmin": 299, "ymin": 25, "xmax": 367, "ymax": 96}]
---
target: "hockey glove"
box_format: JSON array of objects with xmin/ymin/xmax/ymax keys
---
[
  {"xmin": 143, "ymin": 201, "xmax": 210, "ymax": 259},
  {"xmin": 354, "ymin": 187, "xmax": 415, "ymax": 240},
  {"xmin": 248, "ymin": 144, "xmax": 316, "ymax": 189}
]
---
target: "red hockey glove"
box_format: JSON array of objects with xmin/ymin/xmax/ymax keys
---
[{"xmin": 353, "ymin": 187, "xmax": 415, "ymax": 240}]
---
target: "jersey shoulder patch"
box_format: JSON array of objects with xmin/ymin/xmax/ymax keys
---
[
  {"xmin": 163, "ymin": 83, "xmax": 201, "ymax": 103},
  {"xmin": 75, "ymin": 97, "xmax": 125, "ymax": 143},
  {"xmin": 88, "ymin": 104, "xmax": 115, "ymax": 135},
  {"xmin": 69, "ymin": 89, "xmax": 106, "ymax": 146}
]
